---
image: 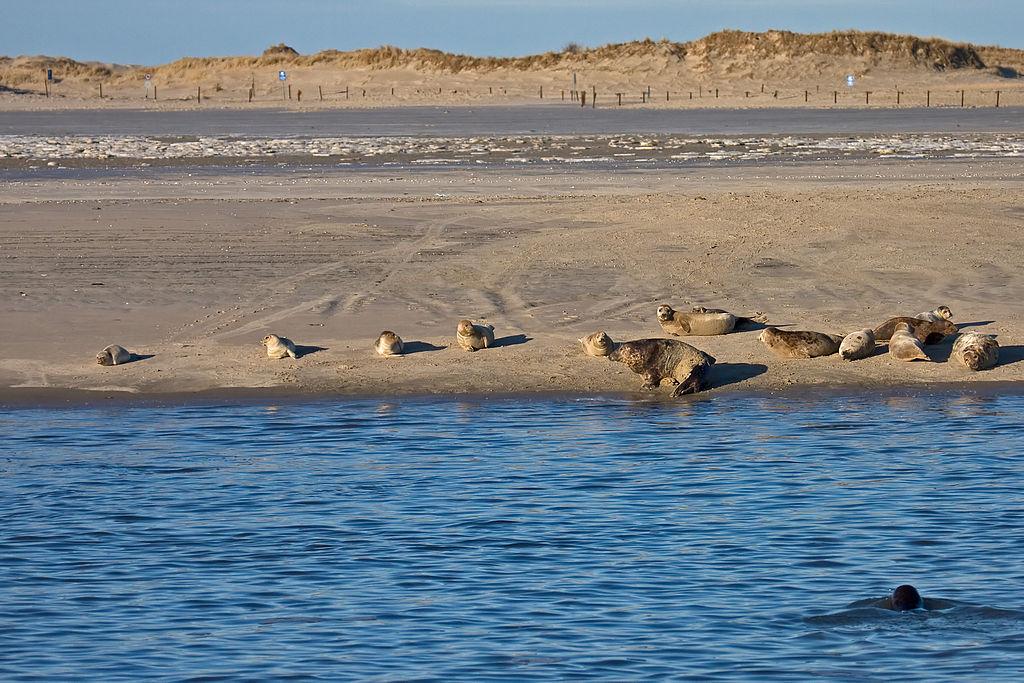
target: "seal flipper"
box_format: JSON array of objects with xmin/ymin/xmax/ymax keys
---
[{"xmin": 671, "ymin": 365, "xmax": 709, "ymax": 397}]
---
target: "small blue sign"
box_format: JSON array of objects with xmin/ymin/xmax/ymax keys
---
[
  {"xmin": 278, "ymin": 70, "xmax": 287, "ymax": 81},
  {"xmin": 846, "ymin": 74, "xmax": 855, "ymax": 87},
  {"xmin": 47, "ymin": 69, "xmax": 53, "ymax": 81}
]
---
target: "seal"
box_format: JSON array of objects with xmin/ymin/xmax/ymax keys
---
[
  {"xmin": 757, "ymin": 327, "xmax": 842, "ymax": 359},
  {"xmin": 261, "ymin": 334, "xmax": 298, "ymax": 359},
  {"xmin": 873, "ymin": 317, "xmax": 957, "ymax": 345},
  {"xmin": 456, "ymin": 319, "xmax": 494, "ymax": 352},
  {"xmin": 888, "ymin": 322, "xmax": 930, "ymax": 362},
  {"xmin": 887, "ymin": 585, "xmax": 924, "ymax": 611},
  {"xmin": 608, "ymin": 338, "xmax": 716, "ymax": 397},
  {"xmin": 916, "ymin": 306, "xmax": 952, "ymax": 323},
  {"xmin": 839, "ymin": 328, "xmax": 876, "ymax": 361},
  {"xmin": 951, "ymin": 332, "xmax": 999, "ymax": 371},
  {"xmin": 579, "ymin": 330, "xmax": 616, "ymax": 357},
  {"xmin": 375, "ymin": 331, "xmax": 404, "ymax": 357},
  {"xmin": 96, "ymin": 344, "xmax": 133, "ymax": 366},
  {"xmin": 656, "ymin": 304, "xmax": 767, "ymax": 336}
]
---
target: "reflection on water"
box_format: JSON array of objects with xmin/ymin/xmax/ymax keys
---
[{"xmin": 1, "ymin": 391, "xmax": 1023, "ymax": 680}]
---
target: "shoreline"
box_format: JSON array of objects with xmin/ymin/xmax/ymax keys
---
[{"xmin": 3, "ymin": 379, "xmax": 1024, "ymax": 409}]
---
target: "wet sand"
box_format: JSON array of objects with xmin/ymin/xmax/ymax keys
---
[{"xmin": 1, "ymin": 158, "xmax": 1022, "ymax": 403}]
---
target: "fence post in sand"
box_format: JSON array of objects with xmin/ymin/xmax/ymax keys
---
[
  {"xmin": 745, "ymin": 91, "xmax": 749, "ymax": 98},
  {"xmin": 804, "ymin": 90, "xmax": 808, "ymax": 102},
  {"xmin": 592, "ymin": 92, "xmax": 596, "ymax": 108},
  {"xmin": 715, "ymin": 88, "xmax": 719, "ymax": 98},
  {"xmin": 345, "ymin": 87, "xmax": 349, "ymax": 99},
  {"xmin": 363, "ymin": 88, "xmax": 366, "ymax": 97},
  {"xmin": 641, "ymin": 90, "xmax": 646, "ymax": 103},
  {"xmin": 539, "ymin": 86, "xmax": 543, "ymax": 98},
  {"xmin": 561, "ymin": 90, "xmax": 564, "ymax": 100},
  {"xmin": 926, "ymin": 90, "xmax": 930, "ymax": 107},
  {"xmin": 774, "ymin": 90, "xmax": 778, "ymax": 98},
  {"xmin": 833, "ymin": 90, "xmax": 837, "ymax": 104},
  {"xmin": 699, "ymin": 85, "xmax": 702, "ymax": 98},
  {"xmin": 761, "ymin": 83, "xmax": 765, "ymax": 93},
  {"xmin": 666, "ymin": 90, "xmax": 669, "ymax": 102},
  {"xmin": 490, "ymin": 86, "xmax": 493, "ymax": 94},
  {"xmin": 617, "ymin": 93, "xmax": 622, "ymax": 106},
  {"xmin": 197, "ymin": 86, "xmax": 201, "ymax": 103},
  {"xmin": 689, "ymin": 91, "xmax": 692, "ymax": 100},
  {"xmin": 288, "ymin": 84, "xmax": 292, "ymax": 100},
  {"xmin": 319, "ymin": 85, "xmax": 323, "ymax": 101},
  {"xmin": 248, "ymin": 88, "xmax": 253, "ymax": 103},
  {"xmin": 154, "ymin": 85, "xmax": 157, "ymax": 100},
  {"xmin": 865, "ymin": 91, "xmax": 871, "ymax": 105},
  {"xmin": 996, "ymin": 90, "xmax": 1000, "ymax": 108},
  {"xmin": 98, "ymin": 83, "xmax": 103, "ymax": 98},
  {"xmin": 391, "ymin": 87, "xmax": 394, "ymax": 97},
  {"xmin": 896, "ymin": 90, "xmax": 901, "ymax": 105},
  {"xmin": 960, "ymin": 90, "xmax": 965, "ymax": 107},
  {"xmin": 580, "ymin": 90, "xmax": 586, "ymax": 107}
]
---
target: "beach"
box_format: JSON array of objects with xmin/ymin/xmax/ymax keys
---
[{"xmin": 2, "ymin": 117, "xmax": 1022, "ymax": 402}]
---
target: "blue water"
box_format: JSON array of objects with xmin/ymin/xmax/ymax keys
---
[{"xmin": 2, "ymin": 392, "xmax": 1023, "ymax": 681}]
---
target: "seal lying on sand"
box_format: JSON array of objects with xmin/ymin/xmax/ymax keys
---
[
  {"xmin": 916, "ymin": 306, "xmax": 953, "ymax": 323},
  {"xmin": 873, "ymin": 317, "xmax": 957, "ymax": 345},
  {"xmin": 656, "ymin": 304, "xmax": 766, "ymax": 336},
  {"xmin": 758, "ymin": 327, "xmax": 842, "ymax": 359},
  {"xmin": 839, "ymin": 329, "xmax": 876, "ymax": 361},
  {"xmin": 456, "ymin": 319, "xmax": 494, "ymax": 351},
  {"xmin": 888, "ymin": 322, "xmax": 930, "ymax": 362},
  {"xmin": 579, "ymin": 331, "xmax": 616, "ymax": 357},
  {"xmin": 952, "ymin": 332, "xmax": 999, "ymax": 371},
  {"xmin": 608, "ymin": 338, "xmax": 716, "ymax": 397},
  {"xmin": 96, "ymin": 344, "xmax": 133, "ymax": 366},
  {"xmin": 262, "ymin": 334, "xmax": 298, "ymax": 359},
  {"xmin": 375, "ymin": 331, "xmax": 404, "ymax": 357}
]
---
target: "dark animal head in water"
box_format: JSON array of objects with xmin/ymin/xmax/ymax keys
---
[{"xmin": 891, "ymin": 584, "xmax": 923, "ymax": 611}]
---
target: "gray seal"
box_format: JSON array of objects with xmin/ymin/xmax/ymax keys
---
[
  {"xmin": 608, "ymin": 338, "xmax": 716, "ymax": 397},
  {"xmin": 839, "ymin": 328, "xmax": 876, "ymax": 361},
  {"xmin": 657, "ymin": 304, "xmax": 766, "ymax": 336},
  {"xmin": 375, "ymin": 331, "xmax": 404, "ymax": 357},
  {"xmin": 757, "ymin": 327, "xmax": 842, "ymax": 359},
  {"xmin": 888, "ymin": 322, "xmax": 930, "ymax": 362},
  {"xmin": 456, "ymin": 319, "xmax": 494, "ymax": 351},
  {"xmin": 873, "ymin": 317, "xmax": 957, "ymax": 345},
  {"xmin": 916, "ymin": 306, "xmax": 952, "ymax": 323},
  {"xmin": 262, "ymin": 334, "xmax": 298, "ymax": 359},
  {"xmin": 96, "ymin": 344, "xmax": 133, "ymax": 366},
  {"xmin": 951, "ymin": 332, "xmax": 999, "ymax": 371},
  {"xmin": 579, "ymin": 331, "xmax": 616, "ymax": 357}
]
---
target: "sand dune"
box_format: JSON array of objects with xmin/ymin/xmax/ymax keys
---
[{"xmin": 3, "ymin": 30, "xmax": 1023, "ymax": 108}]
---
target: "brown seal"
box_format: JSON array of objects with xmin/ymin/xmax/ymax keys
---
[
  {"xmin": 888, "ymin": 322, "xmax": 931, "ymax": 362},
  {"xmin": 951, "ymin": 332, "xmax": 999, "ymax": 371},
  {"xmin": 261, "ymin": 334, "xmax": 298, "ymax": 359},
  {"xmin": 839, "ymin": 328, "xmax": 876, "ymax": 361},
  {"xmin": 375, "ymin": 331, "xmax": 404, "ymax": 357},
  {"xmin": 757, "ymin": 327, "xmax": 842, "ymax": 359},
  {"xmin": 456, "ymin": 319, "xmax": 494, "ymax": 351},
  {"xmin": 608, "ymin": 338, "xmax": 716, "ymax": 397},
  {"xmin": 873, "ymin": 317, "xmax": 957, "ymax": 345},
  {"xmin": 96, "ymin": 344, "xmax": 133, "ymax": 366},
  {"xmin": 656, "ymin": 304, "xmax": 766, "ymax": 336},
  {"xmin": 579, "ymin": 331, "xmax": 616, "ymax": 357},
  {"xmin": 916, "ymin": 306, "xmax": 952, "ymax": 323}
]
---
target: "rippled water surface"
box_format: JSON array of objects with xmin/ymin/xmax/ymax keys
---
[{"xmin": 2, "ymin": 392, "xmax": 1023, "ymax": 681}]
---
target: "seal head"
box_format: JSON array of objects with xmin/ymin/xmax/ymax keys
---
[
  {"xmin": 890, "ymin": 585, "xmax": 924, "ymax": 611},
  {"xmin": 579, "ymin": 330, "xmax": 616, "ymax": 357}
]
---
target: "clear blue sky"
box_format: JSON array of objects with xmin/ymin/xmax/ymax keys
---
[{"xmin": 3, "ymin": 0, "xmax": 1021, "ymax": 64}]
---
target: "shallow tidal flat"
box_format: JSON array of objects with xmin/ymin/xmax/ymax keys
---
[
  {"xmin": 1, "ymin": 152, "xmax": 1022, "ymax": 400},
  {"xmin": 3, "ymin": 132, "xmax": 1024, "ymax": 171}
]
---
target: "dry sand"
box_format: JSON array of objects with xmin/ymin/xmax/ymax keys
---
[{"xmin": 2, "ymin": 160, "xmax": 1022, "ymax": 403}]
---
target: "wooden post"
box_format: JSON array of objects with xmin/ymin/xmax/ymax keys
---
[
  {"xmin": 641, "ymin": 90, "xmax": 646, "ymax": 103},
  {"xmin": 833, "ymin": 90, "xmax": 837, "ymax": 104},
  {"xmin": 44, "ymin": 80, "xmax": 49, "ymax": 97},
  {"xmin": 699, "ymin": 85, "xmax": 702, "ymax": 98},
  {"xmin": 896, "ymin": 90, "xmax": 901, "ymax": 105},
  {"xmin": 539, "ymin": 86, "xmax": 543, "ymax": 98},
  {"xmin": 961, "ymin": 90, "xmax": 965, "ymax": 107},
  {"xmin": 666, "ymin": 90, "xmax": 669, "ymax": 102},
  {"xmin": 580, "ymin": 90, "xmax": 586, "ymax": 107},
  {"xmin": 319, "ymin": 85, "xmax": 323, "ymax": 101},
  {"xmin": 197, "ymin": 86, "xmax": 201, "ymax": 102},
  {"xmin": 761, "ymin": 83, "xmax": 765, "ymax": 93},
  {"xmin": 391, "ymin": 87, "xmax": 394, "ymax": 96},
  {"xmin": 561, "ymin": 89, "xmax": 564, "ymax": 101},
  {"xmin": 98, "ymin": 83, "xmax": 103, "ymax": 98},
  {"xmin": 362, "ymin": 88, "xmax": 366, "ymax": 97},
  {"xmin": 745, "ymin": 91, "xmax": 749, "ymax": 98},
  {"xmin": 345, "ymin": 87, "xmax": 349, "ymax": 99},
  {"xmin": 715, "ymin": 88, "xmax": 718, "ymax": 98},
  {"xmin": 689, "ymin": 91, "xmax": 692, "ymax": 100},
  {"xmin": 288, "ymin": 84, "xmax": 292, "ymax": 100},
  {"xmin": 926, "ymin": 90, "xmax": 930, "ymax": 107},
  {"xmin": 773, "ymin": 90, "xmax": 778, "ymax": 99},
  {"xmin": 865, "ymin": 91, "xmax": 871, "ymax": 104},
  {"xmin": 617, "ymin": 93, "xmax": 622, "ymax": 106},
  {"xmin": 248, "ymin": 88, "xmax": 253, "ymax": 103},
  {"xmin": 489, "ymin": 86, "xmax": 493, "ymax": 94},
  {"xmin": 592, "ymin": 92, "xmax": 596, "ymax": 108},
  {"xmin": 154, "ymin": 85, "xmax": 157, "ymax": 100},
  {"xmin": 804, "ymin": 90, "xmax": 808, "ymax": 102},
  {"xmin": 297, "ymin": 89, "xmax": 302, "ymax": 102},
  {"xmin": 996, "ymin": 90, "xmax": 1000, "ymax": 108}
]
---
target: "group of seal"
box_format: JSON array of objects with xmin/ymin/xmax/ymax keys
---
[{"xmin": 92, "ymin": 302, "xmax": 1001, "ymax": 394}]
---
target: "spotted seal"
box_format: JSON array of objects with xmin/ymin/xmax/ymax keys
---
[
  {"xmin": 838, "ymin": 328, "xmax": 876, "ymax": 361},
  {"xmin": 951, "ymin": 332, "xmax": 999, "ymax": 371},
  {"xmin": 873, "ymin": 317, "xmax": 957, "ymax": 345},
  {"xmin": 656, "ymin": 304, "xmax": 767, "ymax": 336},
  {"xmin": 375, "ymin": 331, "xmax": 404, "ymax": 357},
  {"xmin": 608, "ymin": 338, "xmax": 716, "ymax": 397},
  {"xmin": 757, "ymin": 327, "xmax": 842, "ymax": 359},
  {"xmin": 456, "ymin": 319, "xmax": 494, "ymax": 352},
  {"xmin": 261, "ymin": 334, "xmax": 298, "ymax": 359},
  {"xmin": 888, "ymin": 322, "xmax": 930, "ymax": 361},
  {"xmin": 96, "ymin": 344, "xmax": 133, "ymax": 366},
  {"xmin": 579, "ymin": 331, "xmax": 616, "ymax": 357},
  {"xmin": 916, "ymin": 306, "xmax": 952, "ymax": 323}
]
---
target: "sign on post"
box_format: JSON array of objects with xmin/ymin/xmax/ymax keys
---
[
  {"xmin": 279, "ymin": 70, "xmax": 287, "ymax": 81},
  {"xmin": 47, "ymin": 69, "xmax": 53, "ymax": 81},
  {"xmin": 846, "ymin": 74, "xmax": 856, "ymax": 88}
]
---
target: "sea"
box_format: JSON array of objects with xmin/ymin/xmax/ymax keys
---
[{"xmin": 2, "ymin": 390, "xmax": 1023, "ymax": 681}]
